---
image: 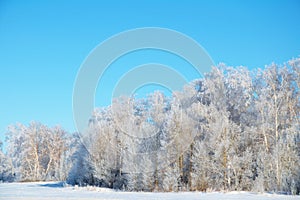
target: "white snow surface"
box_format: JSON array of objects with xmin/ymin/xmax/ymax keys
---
[{"xmin": 0, "ymin": 182, "xmax": 298, "ymax": 200}]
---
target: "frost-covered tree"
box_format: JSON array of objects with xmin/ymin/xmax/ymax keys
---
[
  {"xmin": 189, "ymin": 65, "xmax": 254, "ymax": 191},
  {"xmin": 0, "ymin": 140, "xmax": 14, "ymax": 182},
  {"xmin": 3, "ymin": 58, "xmax": 286, "ymax": 194},
  {"xmin": 68, "ymin": 58, "xmax": 299, "ymax": 193},
  {"xmin": 6, "ymin": 122, "xmax": 71, "ymax": 181},
  {"xmin": 252, "ymin": 61, "xmax": 300, "ymax": 193},
  {"xmin": 162, "ymin": 162, "xmax": 181, "ymax": 192}
]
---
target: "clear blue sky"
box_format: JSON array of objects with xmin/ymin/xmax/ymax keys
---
[{"xmin": 0, "ymin": 0, "xmax": 299, "ymax": 144}]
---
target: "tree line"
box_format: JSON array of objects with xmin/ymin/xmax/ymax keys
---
[{"xmin": 0, "ymin": 58, "xmax": 299, "ymax": 194}]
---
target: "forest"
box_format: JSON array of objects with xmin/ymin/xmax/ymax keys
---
[{"xmin": 1, "ymin": 58, "xmax": 299, "ymax": 195}]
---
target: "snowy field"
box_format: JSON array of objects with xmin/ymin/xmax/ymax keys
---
[{"xmin": 0, "ymin": 182, "xmax": 298, "ymax": 200}]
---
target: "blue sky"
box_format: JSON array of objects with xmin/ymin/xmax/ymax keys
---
[{"xmin": 0, "ymin": 0, "xmax": 300, "ymax": 144}]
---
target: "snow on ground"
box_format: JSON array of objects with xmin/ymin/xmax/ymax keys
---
[{"xmin": 0, "ymin": 182, "xmax": 298, "ymax": 200}]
